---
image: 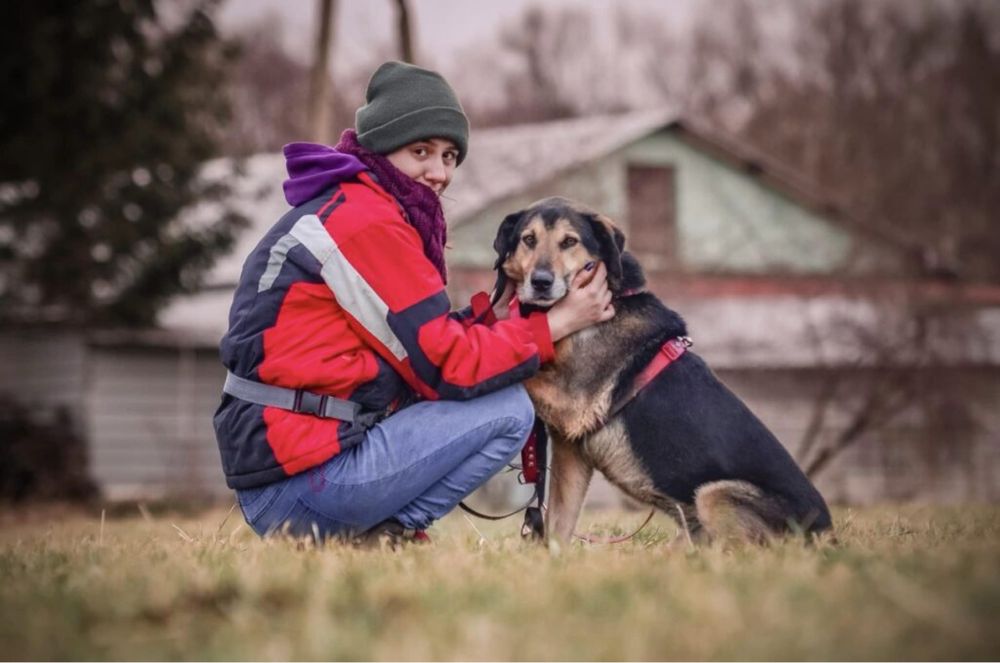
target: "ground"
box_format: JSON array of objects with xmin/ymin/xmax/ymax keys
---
[{"xmin": 1, "ymin": 503, "xmax": 999, "ymax": 660}]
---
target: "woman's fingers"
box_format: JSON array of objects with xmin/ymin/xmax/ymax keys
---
[
  {"xmin": 572, "ymin": 261, "xmax": 603, "ymax": 289},
  {"xmin": 545, "ymin": 261, "xmax": 617, "ymax": 341},
  {"xmin": 598, "ymin": 287, "xmax": 614, "ymax": 321},
  {"xmin": 580, "ymin": 263, "xmax": 613, "ymax": 323}
]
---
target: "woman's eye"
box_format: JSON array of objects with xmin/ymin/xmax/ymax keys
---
[
  {"xmin": 560, "ymin": 237, "xmax": 578, "ymax": 249},
  {"xmin": 443, "ymin": 151, "xmax": 458, "ymax": 163},
  {"xmin": 412, "ymin": 147, "xmax": 428, "ymax": 157},
  {"xmin": 522, "ymin": 235, "xmax": 536, "ymax": 248}
]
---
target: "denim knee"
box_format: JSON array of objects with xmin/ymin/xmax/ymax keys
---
[{"xmin": 495, "ymin": 384, "xmax": 535, "ymax": 446}]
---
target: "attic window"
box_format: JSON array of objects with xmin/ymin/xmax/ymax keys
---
[{"xmin": 626, "ymin": 164, "xmax": 677, "ymax": 271}]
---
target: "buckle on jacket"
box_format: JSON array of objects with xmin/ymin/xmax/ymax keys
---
[{"xmin": 293, "ymin": 390, "xmax": 329, "ymax": 418}]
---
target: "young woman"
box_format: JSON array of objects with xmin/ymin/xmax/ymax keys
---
[{"xmin": 214, "ymin": 61, "xmax": 613, "ymax": 544}]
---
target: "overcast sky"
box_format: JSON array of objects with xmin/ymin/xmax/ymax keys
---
[{"xmin": 217, "ymin": 0, "xmax": 701, "ymax": 71}]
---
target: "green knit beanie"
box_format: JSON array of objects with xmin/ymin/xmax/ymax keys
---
[{"xmin": 355, "ymin": 61, "xmax": 469, "ymax": 164}]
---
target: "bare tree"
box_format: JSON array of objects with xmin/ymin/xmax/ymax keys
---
[
  {"xmin": 221, "ymin": 15, "xmax": 310, "ymax": 155},
  {"xmin": 738, "ymin": 0, "xmax": 1000, "ymax": 282},
  {"xmin": 795, "ymin": 287, "xmax": 988, "ymax": 482},
  {"xmin": 632, "ymin": 1, "xmax": 1000, "ymax": 480},
  {"xmin": 460, "ymin": 6, "xmax": 638, "ymax": 127},
  {"xmin": 393, "ymin": 0, "xmax": 415, "ymax": 64},
  {"xmin": 222, "ymin": 5, "xmax": 376, "ymax": 155},
  {"xmin": 308, "ymin": 0, "xmax": 336, "ymax": 144}
]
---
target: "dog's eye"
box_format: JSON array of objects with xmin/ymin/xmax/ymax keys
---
[
  {"xmin": 522, "ymin": 234, "xmax": 536, "ymax": 249},
  {"xmin": 559, "ymin": 237, "xmax": 579, "ymax": 249}
]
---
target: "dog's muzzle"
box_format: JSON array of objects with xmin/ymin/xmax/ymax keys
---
[
  {"xmin": 530, "ymin": 269, "xmax": 554, "ymax": 293},
  {"xmin": 521, "ymin": 268, "xmax": 567, "ymax": 305}
]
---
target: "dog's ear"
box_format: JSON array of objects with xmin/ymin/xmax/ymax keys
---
[
  {"xmin": 491, "ymin": 211, "xmax": 524, "ymax": 306},
  {"xmin": 586, "ymin": 212, "xmax": 625, "ymax": 289},
  {"xmin": 493, "ymin": 211, "xmax": 524, "ymax": 265}
]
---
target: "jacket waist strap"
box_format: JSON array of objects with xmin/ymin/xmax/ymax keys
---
[{"xmin": 223, "ymin": 371, "xmax": 364, "ymax": 422}]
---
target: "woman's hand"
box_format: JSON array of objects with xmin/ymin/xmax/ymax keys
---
[{"xmin": 546, "ymin": 262, "xmax": 615, "ymax": 342}]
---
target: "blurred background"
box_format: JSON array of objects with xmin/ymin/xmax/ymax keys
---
[{"xmin": 1, "ymin": 0, "xmax": 998, "ymax": 509}]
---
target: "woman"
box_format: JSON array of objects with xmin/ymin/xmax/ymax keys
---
[{"xmin": 214, "ymin": 61, "xmax": 613, "ymax": 544}]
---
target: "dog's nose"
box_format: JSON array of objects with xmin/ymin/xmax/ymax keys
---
[{"xmin": 530, "ymin": 269, "xmax": 555, "ymax": 292}]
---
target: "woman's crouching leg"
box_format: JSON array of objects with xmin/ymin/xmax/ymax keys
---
[{"xmin": 287, "ymin": 384, "xmax": 535, "ymax": 537}]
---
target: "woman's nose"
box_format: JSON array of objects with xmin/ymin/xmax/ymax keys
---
[{"xmin": 424, "ymin": 158, "xmax": 447, "ymax": 183}]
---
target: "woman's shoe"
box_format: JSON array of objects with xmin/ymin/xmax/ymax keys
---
[{"xmin": 355, "ymin": 519, "xmax": 430, "ymax": 548}]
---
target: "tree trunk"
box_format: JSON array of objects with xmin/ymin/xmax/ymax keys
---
[
  {"xmin": 394, "ymin": 0, "xmax": 415, "ymax": 63},
  {"xmin": 308, "ymin": 0, "xmax": 336, "ymax": 144}
]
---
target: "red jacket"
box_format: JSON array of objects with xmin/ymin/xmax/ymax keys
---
[{"xmin": 214, "ymin": 165, "xmax": 552, "ymax": 489}]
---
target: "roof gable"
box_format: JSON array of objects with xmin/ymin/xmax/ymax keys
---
[
  {"xmin": 446, "ymin": 111, "xmax": 903, "ymax": 252},
  {"xmin": 445, "ymin": 109, "xmax": 675, "ymax": 227}
]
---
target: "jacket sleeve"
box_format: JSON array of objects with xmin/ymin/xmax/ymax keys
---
[
  {"xmin": 451, "ymin": 291, "xmax": 498, "ymax": 328},
  {"xmin": 321, "ymin": 215, "xmax": 553, "ymax": 401}
]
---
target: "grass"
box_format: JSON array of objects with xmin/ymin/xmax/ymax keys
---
[{"xmin": 1, "ymin": 504, "xmax": 999, "ymax": 661}]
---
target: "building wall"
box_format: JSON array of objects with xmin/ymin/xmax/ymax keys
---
[
  {"xmin": 86, "ymin": 346, "xmax": 229, "ymax": 500},
  {"xmin": 719, "ymin": 368, "xmax": 1000, "ymax": 504},
  {"xmin": 4, "ymin": 331, "xmax": 994, "ymax": 505},
  {"xmin": 0, "ymin": 330, "xmax": 88, "ymax": 435}
]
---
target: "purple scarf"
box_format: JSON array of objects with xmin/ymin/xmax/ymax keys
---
[{"xmin": 334, "ymin": 129, "xmax": 448, "ymax": 283}]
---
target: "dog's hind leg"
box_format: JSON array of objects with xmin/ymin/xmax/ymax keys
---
[
  {"xmin": 661, "ymin": 500, "xmax": 709, "ymax": 549},
  {"xmin": 693, "ymin": 480, "xmax": 790, "ymax": 544},
  {"xmin": 546, "ymin": 433, "xmax": 594, "ymax": 544}
]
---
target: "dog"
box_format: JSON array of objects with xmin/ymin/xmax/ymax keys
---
[{"xmin": 492, "ymin": 197, "xmax": 833, "ymax": 545}]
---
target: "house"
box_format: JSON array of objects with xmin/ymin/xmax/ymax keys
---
[{"xmin": 4, "ymin": 110, "xmax": 998, "ymax": 503}]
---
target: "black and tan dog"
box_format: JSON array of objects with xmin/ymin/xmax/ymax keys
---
[{"xmin": 492, "ymin": 197, "xmax": 832, "ymax": 545}]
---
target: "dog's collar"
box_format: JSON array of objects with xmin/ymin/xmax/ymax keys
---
[{"xmin": 517, "ymin": 301, "xmax": 551, "ymax": 316}]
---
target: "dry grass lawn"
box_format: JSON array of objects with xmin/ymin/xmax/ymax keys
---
[{"xmin": 1, "ymin": 503, "xmax": 999, "ymax": 660}]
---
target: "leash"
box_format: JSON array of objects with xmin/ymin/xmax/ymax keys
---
[
  {"xmin": 573, "ymin": 508, "xmax": 656, "ymax": 544},
  {"xmin": 457, "ymin": 419, "xmax": 548, "ymax": 540},
  {"xmin": 458, "ymin": 488, "xmax": 538, "ymax": 521}
]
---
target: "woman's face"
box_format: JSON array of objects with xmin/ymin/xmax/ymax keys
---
[{"xmin": 385, "ymin": 138, "xmax": 459, "ymax": 195}]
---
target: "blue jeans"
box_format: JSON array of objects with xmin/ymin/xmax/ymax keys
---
[{"xmin": 236, "ymin": 384, "xmax": 534, "ymax": 540}]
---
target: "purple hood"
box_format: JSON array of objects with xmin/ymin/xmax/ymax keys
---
[
  {"xmin": 281, "ymin": 131, "xmax": 449, "ymax": 283},
  {"xmin": 282, "ymin": 142, "xmax": 366, "ymax": 207}
]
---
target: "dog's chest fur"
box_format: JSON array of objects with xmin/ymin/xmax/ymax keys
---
[{"xmin": 524, "ymin": 295, "xmax": 673, "ymax": 440}]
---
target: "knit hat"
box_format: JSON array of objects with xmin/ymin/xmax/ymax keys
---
[{"xmin": 355, "ymin": 61, "xmax": 469, "ymax": 164}]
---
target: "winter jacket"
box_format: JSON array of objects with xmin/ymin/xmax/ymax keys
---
[{"xmin": 213, "ymin": 145, "xmax": 553, "ymax": 489}]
